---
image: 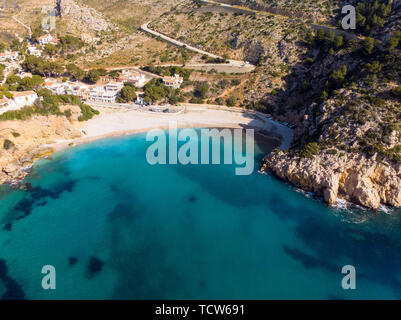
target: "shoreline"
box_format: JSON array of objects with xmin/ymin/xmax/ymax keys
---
[
  {"xmin": 50, "ymin": 105, "xmax": 283, "ymax": 152},
  {"xmin": 1, "ymin": 105, "xmax": 290, "ymax": 187},
  {"xmin": 50, "ymin": 121, "xmax": 275, "ymax": 154}
]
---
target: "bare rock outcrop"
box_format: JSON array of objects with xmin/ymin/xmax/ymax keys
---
[
  {"xmin": 261, "ymin": 151, "xmax": 401, "ymax": 210},
  {"xmin": 55, "ymin": 0, "xmax": 115, "ymax": 32},
  {"xmin": 0, "ymin": 114, "xmax": 82, "ymax": 185}
]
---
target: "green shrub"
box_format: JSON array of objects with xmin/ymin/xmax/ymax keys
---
[
  {"xmin": 3, "ymin": 139, "xmax": 14, "ymax": 150},
  {"xmin": 392, "ymin": 86, "xmax": 401, "ymax": 98},
  {"xmin": 299, "ymin": 142, "xmax": 320, "ymax": 158},
  {"xmin": 226, "ymin": 96, "xmax": 236, "ymax": 107}
]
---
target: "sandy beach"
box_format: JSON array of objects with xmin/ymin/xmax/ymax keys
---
[
  {"xmin": 0, "ymin": 104, "xmax": 293, "ymax": 185},
  {"xmin": 52, "ymin": 104, "xmax": 291, "ymax": 151}
]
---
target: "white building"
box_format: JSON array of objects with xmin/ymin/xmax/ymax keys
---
[
  {"xmin": 118, "ymin": 71, "xmax": 146, "ymax": 87},
  {"xmin": 0, "ymin": 97, "xmax": 11, "ymax": 109},
  {"xmin": 90, "ymin": 88, "xmax": 118, "ymax": 103},
  {"xmin": 162, "ymin": 74, "xmax": 183, "ymax": 89},
  {"xmin": 18, "ymin": 71, "xmax": 32, "ymax": 79},
  {"xmin": 0, "ymin": 91, "xmax": 38, "ymax": 114},
  {"xmin": 37, "ymin": 33, "xmax": 59, "ymax": 46},
  {"xmin": 27, "ymin": 46, "xmax": 42, "ymax": 57},
  {"xmin": 0, "ymin": 51, "xmax": 19, "ymax": 62},
  {"xmin": 105, "ymin": 82, "xmax": 124, "ymax": 92},
  {"xmin": 43, "ymin": 80, "xmax": 65, "ymax": 95},
  {"xmin": 10, "ymin": 91, "xmax": 38, "ymax": 108}
]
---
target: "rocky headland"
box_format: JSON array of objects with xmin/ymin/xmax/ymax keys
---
[
  {"xmin": 0, "ymin": 113, "xmax": 82, "ymax": 185},
  {"xmin": 262, "ymin": 151, "xmax": 401, "ymax": 210}
]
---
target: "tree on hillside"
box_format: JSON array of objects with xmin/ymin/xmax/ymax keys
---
[
  {"xmin": 363, "ymin": 37, "xmax": 375, "ymax": 55},
  {"xmin": 66, "ymin": 64, "xmax": 85, "ymax": 81},
  {"xmin": 143, "ymin": 78, "xmax": 171, "ymax": 103},
  {"xmin": 194, "ymin": 82, "xmax": 209, "ymax": 99},
  {"xmin": 0, "ymin": 41, "xmax": 6, "ymax": 53},
  {"xmin": 58, "ymin": 35, "xmax": 84, "ymax": 52},
  {"xmin": 331, "ymin": 65, "xmax": 348, "ymax": 85},
  {"xmin": 44, "ymin": 44, "xmax": 58, "ymax": 56},
  {"xmin": 387, "ymin": 37, "xmax": 399, "ymax": 50},
  {"xmin": 365, "ymin": 61, "xmax": 383, "ymax": 74},
  {"xmin": 31, "ymin": 26, "xmax": 45, "ymax": 42},
  {"xmin": 108, "ymin": 70, "xmax": 121, "ymax": 79},
  {"xmin": 86, "ymin": 70, "xmax": 100, "ymax": 83},
  {"xmin": 19, "ymin": 75, "xmax": 44, "ymax": 91},
  {"xmin": 117, "ymin": 83, "xmax": 137, "ymax": 103}
]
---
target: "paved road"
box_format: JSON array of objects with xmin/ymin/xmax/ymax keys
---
[
  {"xmin": 201, "ymin": 0, "xmax": 360, "ymax": 40},
  {"xmin": 202, "ymin": 1, "xmax": 401, "ymax": 55},
  {"xmin": 140, "ymin": 22, "xmax": 255, "ymax": 73},
  {"xmin": 140, "ymin": 0, "xmax": 368, "ymax": 75}
]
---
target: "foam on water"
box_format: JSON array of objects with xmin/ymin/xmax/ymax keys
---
[{"xmin": 0, "ymin": 130, "xmax": 400, "ymax": 300}]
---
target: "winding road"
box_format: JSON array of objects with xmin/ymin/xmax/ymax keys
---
[
  {"xmin": 201, "ymin": 0, "xmax": 361, "ymax": 40},
  {"xmin": 140, "ymin": 0, "xmax": 368, "ymax": 74},
  {"xmin": 140, "ymin": 21, "xmax": 255, "ymax": 73}
]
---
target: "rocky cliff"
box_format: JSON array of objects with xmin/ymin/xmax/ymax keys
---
[
  {"xmin": 55, "ymin": 0, "xmax": 115, "ymax": 32},
  {"xmin": 0, "ymin": 113, "xmax": 82, "ymax": 185},
  {"xmin": 262, "ymin": 151, "xmax": 401, "ymax": 210}
]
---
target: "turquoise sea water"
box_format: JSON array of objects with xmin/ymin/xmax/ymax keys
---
[{"xmin": 1, "ymin": 129, "xmax": 401, "ymax": 300}]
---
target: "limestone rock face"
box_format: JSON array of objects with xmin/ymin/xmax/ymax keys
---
[
  {"xmin": 55, "ymin": 0, "xmax": 114, "ymax": 32},
  {"xmin": 261, "ymin": 151, "xmax": 401, "ymax": 210},
  {"xmin": 0, "ymin": 114, "xmax": 82, "ymax": 185}
]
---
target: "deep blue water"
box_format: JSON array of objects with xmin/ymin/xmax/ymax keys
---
[{"xmin": 0, "ymin": 130, "xmax": 401, "ymax": 300}]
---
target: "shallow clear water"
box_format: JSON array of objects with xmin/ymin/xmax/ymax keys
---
[{"xmin": 0, "ymin": 130, "xmax": 401, "ymax": 300}]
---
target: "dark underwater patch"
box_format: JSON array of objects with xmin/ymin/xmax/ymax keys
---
[
  {"xmin": 0, "ymin": 258, "xmax": 26, "ymax": 300},
  {"xmin": 282, "ymin": 245, "xmax": 339, "ymax": 273},
  {"xmin": 189, "ymin": 196, "xmax": 197, "ymax": 203},
  {"xmin": 327, "ymin": 294, "xmax": 347, "ymax": 300},
  {"xmin": 87, "ymin": 257, "xmax": 104, "ymax": 278},
  {"xmin": 290, "ymin": 217, "xmax": 401, "ymax": 298},
  {"xmin": 107, "ymin": 203, "xmax": 133, "ymax": 223},
  {"xmin": 69, "ymin": 257, "xmax": 78, "ymax": 266},
  {"xmin": 9, "ymin": 179, "xmax": 79, "ymax": 223},
  {"xmin": 2, "ymin": 223, "xmax": 12, "ymax": 231}
]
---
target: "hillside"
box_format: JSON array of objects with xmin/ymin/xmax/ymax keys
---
[
  {"xmin": 211, "ymin": 0, "xmax": 341, "ymax": 23},
  {"xmin": 151, "ymin": 0, "xmax": 401, "ymax": 209},
  {"xmin": 150, "ymin": 0, "xmax": 307, "ymax": 102},
  {"xmin": 0, "ymin": 0, "xmax": 400, "ymax": 209}
]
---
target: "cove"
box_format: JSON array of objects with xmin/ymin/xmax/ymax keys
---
[{"xmin": 0, "ymin": 129, "xmax": 400, "ymax": 300}]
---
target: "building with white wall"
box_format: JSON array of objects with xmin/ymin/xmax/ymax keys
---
[
  {"xmin": 0, "ymin": 51, "xmax": 19, "ymax": 62},
  {"xmin": 0, "ymin": 91, "xmax": 38, "ymax": 114},
  {"xmin": 162, "ymin": 74, "xmax": 183, "ymax": 89},
  {"xmin": 9, "ymin": 91, "xmax": 38, "ymax": 108}
]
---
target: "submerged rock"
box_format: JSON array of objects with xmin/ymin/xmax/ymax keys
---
[
  {"xmin": 87, "ymin": 257, "xmax": 104, "ymax": 276},
  {"xmin": 0, "ymin": 258, "xmax": 26, "ymax": 300},
  {"xmin": 69, "ymin": 257, "xmax": 78, "ymax": 266},
  {"xmin": 2, "ymin": 223, "xmax": 12, "ymax": 231}
]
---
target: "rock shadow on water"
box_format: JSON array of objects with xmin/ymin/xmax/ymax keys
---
[{"xmin": 0, "ymin": 259, "xmax": 26, "ymax": 300}]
